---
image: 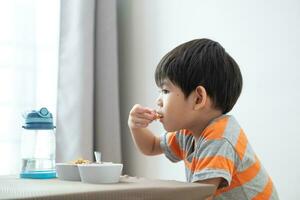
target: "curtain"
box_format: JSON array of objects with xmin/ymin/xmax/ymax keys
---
[{"xmin": 57, "ymin": 0, "xmax": 121, "ymax": 163}]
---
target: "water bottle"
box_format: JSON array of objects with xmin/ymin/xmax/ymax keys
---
[{"xmin": 20, "ymin": 107, "xmax": 56, "ymax": 179}]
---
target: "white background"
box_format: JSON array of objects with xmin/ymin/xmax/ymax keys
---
[
  {"xmin": 118, "ymin": 0, "xmax": 300, "ymax": 199},
  {"xmin": 0, "ymin": 0, "xmax": 59, "ymax": 175}
]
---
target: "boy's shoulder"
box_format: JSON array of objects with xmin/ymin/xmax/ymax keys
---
[
  {"xmin": 199, "ymin": 115, "xmax": 252, "ymax": 162},
  {"xmin": 174, "ymin": 115, "xmax": 247, "ymax": 152},
  {"xmin": 200, "ymin": 115, "xmax": 244, "ymax": 145}
]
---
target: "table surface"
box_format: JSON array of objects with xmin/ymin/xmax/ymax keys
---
[{"xmin": 0, "ymin": 175, "xmax": 215, "ymax": 200}]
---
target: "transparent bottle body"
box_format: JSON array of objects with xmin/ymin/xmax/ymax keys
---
[{"xmin": 21, "ymin": 129, "xmax": 55, "ymax": 172}]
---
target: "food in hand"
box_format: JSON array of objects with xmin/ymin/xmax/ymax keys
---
[{"xmin": 155, "ymin": 113, "xmax": 163, "ymax": 120}]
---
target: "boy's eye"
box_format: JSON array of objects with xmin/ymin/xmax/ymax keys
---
[{"xmin": 161, "ymin": 89, "xmax": 169, "ymax": 94}]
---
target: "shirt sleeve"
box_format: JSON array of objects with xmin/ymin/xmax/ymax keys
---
[
  {"xmin": 160, "ymin": 131, "xmax": 184, "ymax": 162},
  {"xmin": 191, "ymin": 138, "xmax": 238, "ymax": 188}
]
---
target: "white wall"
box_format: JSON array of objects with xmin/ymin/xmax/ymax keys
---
[{"xmin": 118, "ymin": 0, "xmax": 300, "ymax": 199}]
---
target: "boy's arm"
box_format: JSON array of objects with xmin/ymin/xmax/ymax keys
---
[
  {"xmin": 128, "ymin": 104, "xmax": 163, "ymax": 156},
  {"xmin": 130, "ymin": 127, "xmax": 163, "ymax": 155}
]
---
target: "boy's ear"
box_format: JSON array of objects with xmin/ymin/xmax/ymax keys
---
[{"xmin": 193, "ymin": 86, "xmax": 207, "ymax": 110}]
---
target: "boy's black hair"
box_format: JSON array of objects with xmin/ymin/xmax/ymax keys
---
[{"xmin": 155, "ymin": 38, "xmax": 243, "ymax": 114}]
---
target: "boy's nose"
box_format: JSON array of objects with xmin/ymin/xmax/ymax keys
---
[{"xmin": 156, "ymin": 96, "xmax": 163, "ymax": 107}]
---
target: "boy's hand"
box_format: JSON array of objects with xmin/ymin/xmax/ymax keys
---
[
  {"xmin": 128, "ymin": 104, "xmax": 163, "ymax": 156},
  {"xmin": 128, "ymin": 104, "xmax": 157, "ymax": 129}
]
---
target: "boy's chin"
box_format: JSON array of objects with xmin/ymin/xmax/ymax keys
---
[{"xmin": 163, "ymin": 124, "xmax": 181, "ymax": 132}]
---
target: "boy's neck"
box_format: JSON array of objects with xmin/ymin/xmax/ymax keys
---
[{"xmin": 189, "ymin": 109, "xmax": 223, "ymax": 141}]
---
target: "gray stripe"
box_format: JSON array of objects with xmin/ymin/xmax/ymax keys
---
[
  {"xmin": 237, "ymin": 143, "xmax": 256, "ymax": 172},
  {"xmin": 159, "ymin": 133, "xmax": 181, "ymax": 162},
  {"xmin": 191, "ymin": 168, "xmax": 232, "ymax": 185},
  {"xmin": 185, "ymin": 136, "xmax": 194, "ymax": 163},
  {"xmin": 215, "ymin": 188, "xmax": 249, "ymax": 200},
  {"xmin": 185, "ymin": 167, "xmax": 192, "ymax": 182},
  {"xmin": 222, "ymin": 116, "xmax": 241, "ymax": 147},
  {"xmin": 184, "ymin": 164, "xmax": 232, "ymax": 184},
  {"xmin": 175, "ymin": 131, "xmax": 195, "ymax": 152},
  {"xmin": 194, "ymin": 139, "xmax": 238, "ymax": 165}
]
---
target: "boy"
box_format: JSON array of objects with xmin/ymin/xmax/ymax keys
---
[{"xmin": 128, "ymin": 39, "xmax": 279, "ymax": 200}]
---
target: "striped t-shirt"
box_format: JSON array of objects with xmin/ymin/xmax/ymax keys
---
[{"xmin": 160, "ymin": 115, "xmax": 279, "ymax": 200}]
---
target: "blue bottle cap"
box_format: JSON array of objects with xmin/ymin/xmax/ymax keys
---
[{"xmin": 22, "ymin": 107, "xmax": 56, "ymax": 130}]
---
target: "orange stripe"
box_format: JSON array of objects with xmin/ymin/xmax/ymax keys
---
[
  {"xmin": 216, "ymin": 156, "xmax": 261, "ymax": 196},
  {"xmin": 252, "ymin": 177, "xmax": 273, "ymax": 200},
  {"xmin": 185, "ymin": 156, "xmax": 235, "ymax": 174},
  {"xmin": 202, "ymin": 117, "xmax": 229, "ymax": 140},
  {"xmin": 167, "ymin": 132, "xmax": 183, "ymax": 159},
  {"xmin": 235, "ymin": 129, "xmax": 248, "ymax": 160}
]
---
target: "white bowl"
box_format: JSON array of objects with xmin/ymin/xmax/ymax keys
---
[
  {"xmin": 78, "ymin": 163, "xmax": 123, "ymax": 184},
  {"xmin": 56, "ymin": 163, "xmax": 81, "ymax": 181}
]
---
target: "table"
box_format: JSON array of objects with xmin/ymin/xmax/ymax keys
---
[{"xmin": 0, "ymin": 175, "xmax": 215, "ymax": 200}]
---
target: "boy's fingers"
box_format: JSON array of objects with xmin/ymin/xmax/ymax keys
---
[{"xmin": 136, "ymin": 112, "xmax": 156, "ymax": 120}]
